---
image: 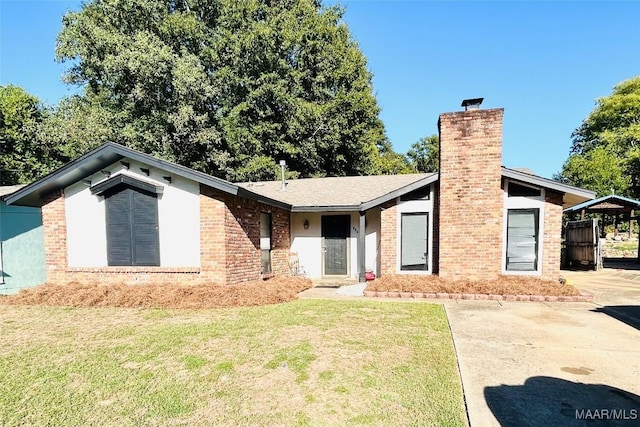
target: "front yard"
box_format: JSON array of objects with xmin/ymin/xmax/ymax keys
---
[{"xmin": 0, "ymin": 300, "xmax": 465, "ymax": 426}]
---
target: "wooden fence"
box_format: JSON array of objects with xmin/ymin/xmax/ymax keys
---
[{"xmin": 563, "ymin": 219, "xmax": 601, "ymax": 270}]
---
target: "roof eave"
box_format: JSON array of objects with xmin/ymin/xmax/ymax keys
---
[
  {"xmin": 5, "ymin": 142, "xmax": 241, "ymax": 207},
  {"xmin": 501, "ymin": 167, "xmax": 596, "ymax": 200},
  {"xmin": 236, "ymin": 187, "xmax": 292, "ymax": 211},
  {"xmin": 291, "ymin": 205, "xmax": 360, "ymax": 213},
  {"xmin": 359, "ymin": 173, "xmax": 439, "ymax": 211}
]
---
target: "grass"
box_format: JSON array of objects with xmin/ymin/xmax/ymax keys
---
[
  {"xmin": 0, "ymin": 300, "xmax": 465, "ymax": 426},
  {"xmin": 606, "ymin": 240, "xmax": 638, "ymax": 252}
]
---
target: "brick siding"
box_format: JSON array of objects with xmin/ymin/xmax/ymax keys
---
[
  {"xmin": 42, "ymin": 190, "xmax": 68, "ymax": 284},
  {"xmin": 380, "ymin": 201, "xmax": 397, "ymax": 275},
  {"xmin": 437, "ymin": 108, "xmax": 505, "ymax": 280},
  {"xmin": 542, "ymin": 190, "xmax": 563, "ymax": 280}
]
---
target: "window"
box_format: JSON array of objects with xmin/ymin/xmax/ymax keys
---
[
  {"xmin": 400, "ymin": 212, "xmax": 428, "ymax": 271},
  {"xmin": 105, "ymin": 186, "xmax": 160, "ymax": 266},
  {"xmin": 260, "ymin": 212, "xmax": 272, "ymax": 273},
  {"xmin": 506, "ymin": 209, "xmax": 539, "ymax": 271},
  {"xmin": 508, "ymin": 182, "xmax": 541, "ymax": 198}
]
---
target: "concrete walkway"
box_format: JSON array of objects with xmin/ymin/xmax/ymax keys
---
[{"xmin": 446, "ymin": 270, "xmax": 640, "ymax": 427}]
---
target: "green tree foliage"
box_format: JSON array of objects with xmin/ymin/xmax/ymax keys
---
[
  {"xmin": 0, "ymin": 85, "xmax": 55, "ymax": 185},
  {"xmin": 559, "ymin": 76, "xmax": 640, "ymax": 197},
  {"xmin": 407, "ymin": 135, "xmax": 439, "ymax": 172},
  {"xmin": 54, "ymin": 0, "xmax": 389, "ymax": 181},
  {"xmin": 373, "ymin": 139, "xmax": 413, "ymax": 174}
]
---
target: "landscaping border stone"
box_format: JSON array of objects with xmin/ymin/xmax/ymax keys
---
[{"xmin": 362, "ymin": 290, "xmax": 593, "ymax": 302}]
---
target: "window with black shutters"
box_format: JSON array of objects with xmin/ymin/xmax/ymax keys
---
[{"xmin": 105, "ymin": 186, "xmax": 160, "ymax": 266}]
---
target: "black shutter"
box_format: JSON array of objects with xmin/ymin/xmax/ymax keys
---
[
  {"xmin": 106, "ymin": 188, "xmax": 134, "ymax": 266},
  {"xmin": 132, "ymin": 190, "xmax": 160, "ymax": 266},
  {"xmin": 106, "ymin": 186, "xmax": 160, "ymax": 266}
]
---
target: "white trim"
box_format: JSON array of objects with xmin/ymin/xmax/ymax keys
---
[
  {"xmin": 395, "ymin": 185, "xmax": 434, "ymax": 275},
  {"xmin": 502, "ymin": 180, "xmax": 545, "ymax": 276}
]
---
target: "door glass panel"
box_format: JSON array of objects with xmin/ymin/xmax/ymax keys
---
[
  {"xmin": 401, "ymin": 213, "xmax": 428, "ymax": 271},
  {"xmin": 506, "ymin": 209, "xmax": 539, "ymax": 271}
]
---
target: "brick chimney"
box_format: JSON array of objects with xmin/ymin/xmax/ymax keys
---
[{"xmin": 437, "ymin": 99, "xmax": 504, "ymax": 281}]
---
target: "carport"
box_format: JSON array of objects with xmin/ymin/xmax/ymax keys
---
[{"xmin": 564, "ymin": 194, "xmax": 640, "ymax": 266}]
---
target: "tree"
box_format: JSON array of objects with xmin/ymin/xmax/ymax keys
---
[
  {"xmin": 55, "ymin": 0, "xmax": 388, "ymax": 181},
  {"xmin": 0, "ymin": 85, "xmax": 56, "ymax": 185},
  {"xmin": 407, "ymin": 135, "xmax": 439, "ymax": 172},
  {"xmin": 558, "ymin": 76, "xmax": 640, "ymax": 197},
  {"xmin": 374, "ymin": 139, "xmax": 413, "ymax": 174}
]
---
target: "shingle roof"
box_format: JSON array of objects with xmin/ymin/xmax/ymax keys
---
[{"xmin": 238, "ymin": 173, "xmax": 438, "ymax": 211}]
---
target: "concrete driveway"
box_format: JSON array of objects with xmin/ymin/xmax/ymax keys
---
[{"xmin": 446, "ymin": 269, "xmax": 640, "ymax": 427}]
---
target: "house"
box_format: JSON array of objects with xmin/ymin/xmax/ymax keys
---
[
  {"xmin": 0, "ymin": 185, "xmax": 46, "ymax": 294},
  {"xmin": 4, "ymin": 100, "xmax": 596, "ymax": 286}
]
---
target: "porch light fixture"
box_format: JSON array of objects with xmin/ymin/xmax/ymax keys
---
[{"xmin": 303, "ymin": 219, "xmax": 309, "ymax": 230}]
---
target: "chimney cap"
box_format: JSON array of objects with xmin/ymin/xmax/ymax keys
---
[{"xmin": 461, "ymin": 98, "xmax": 484, "ymax": 110}]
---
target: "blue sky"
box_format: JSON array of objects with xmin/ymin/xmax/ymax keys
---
[{"xmin": 1, "ymin": 1, "xmax": 639, "ymax": 178}]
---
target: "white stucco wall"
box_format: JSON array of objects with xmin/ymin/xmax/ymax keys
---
[
  {"xmin": 291, "ymin": 211, "xmax": 379, "ymax": 279},
  {"xmin": 65, "ymin": 159, "xmax": 201, "ymax": 267}
]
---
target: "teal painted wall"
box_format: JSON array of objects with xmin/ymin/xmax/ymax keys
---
[{"xmin": 0, "ymin": 201, "xmax": 46, "ymax": 295}]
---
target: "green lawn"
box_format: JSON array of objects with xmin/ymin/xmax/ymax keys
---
[{"xmin": 0, "ymin": 300, "xmax": 465, "ymax": 426}]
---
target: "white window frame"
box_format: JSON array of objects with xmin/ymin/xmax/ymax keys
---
[
  {"xmin": 502, "ymin": 180, "xmax": 545, "ymax": 276},
  {"xmin": 396, "ymin": 185, "xmax": 434, "ymax": 275}
]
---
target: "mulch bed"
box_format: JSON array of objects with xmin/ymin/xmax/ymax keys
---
[
  {"xmin": 366, "ymin": 275, "xmax": 581, "ymax": 297},
  {"xmin": 0, "ymin": 276, "xmax": 312, "ymax": 309}
]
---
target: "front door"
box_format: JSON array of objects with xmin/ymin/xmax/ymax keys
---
[{"xmin": 321, "ymin": 215, "xmax": 350, "ymax": 275}]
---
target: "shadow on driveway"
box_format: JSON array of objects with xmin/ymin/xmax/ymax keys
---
[
  {"xmin": 602, "ymin": 258, "xmax": 640, "ymax": 271},
  {"xmin": 591, "ymin": 306, "xmax": 640, "ymax": 331},
  {"xmin": 485, "ymin": 376, "xmax": 640, "ymax": 427}
]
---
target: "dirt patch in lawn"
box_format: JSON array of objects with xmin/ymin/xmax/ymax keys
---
[
  {"xmin": 0, "ymin": 276, "xmax": 312, "ymax": 309},
  {"xmin": 367, "ymin": 275, "xmax": 580, "ymax": 296}
]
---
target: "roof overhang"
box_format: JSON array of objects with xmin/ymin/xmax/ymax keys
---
[
  {"xmin": 4, "ymin": 142, "xmax": 291, "ymax": 210},
  {"xmin": 291, "ymin": 205, "xmax": 360, "ymax": 213},
  {"xmin": 359, "ymin": 173, "xmax": 439, "ymax": 211},
  {"xmin": 90, "ymin": 174, "xmax": 164, "ymax": 196},
  {"xmin": 501, "ymin": 167, "xmax": 596, "ymax": 209}
]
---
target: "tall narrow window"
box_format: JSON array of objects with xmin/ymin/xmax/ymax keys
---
[
  {"xmin": 506, "ymin": 209, "xmax": 539, "ymax": 271},
  {"xmin": 401, "ymin": 212, "xmax": 428, "ymax": 271},
  {"xmin": 260, "ymin": 212, "xmax": 272, "ymax": 273}
]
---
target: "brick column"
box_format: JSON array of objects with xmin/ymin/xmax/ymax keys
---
[
  {"xmin": 542, "ymin": 191, "xmax": 563, "ymax": 280},
  {"xmin": 380, "ymin": 202, "xmax": 397, "ymax": 275},
  {"xmin": 199, "ymin": 185, "xmax": 227, "ymax": 284},
  {"xmin": 41, "ymin": 190, "xmax": 67, "ymax": 284}
]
